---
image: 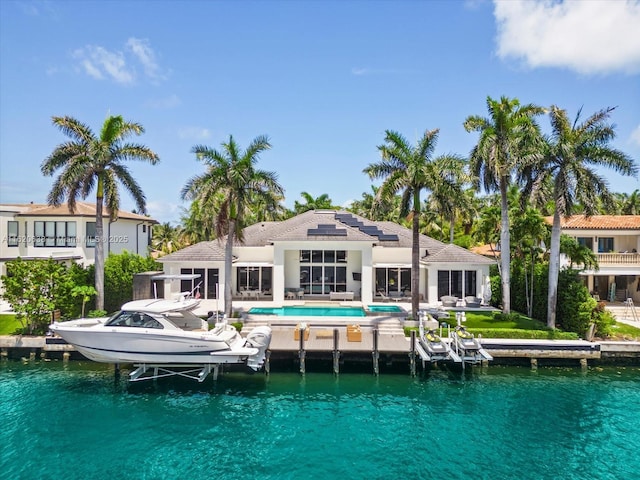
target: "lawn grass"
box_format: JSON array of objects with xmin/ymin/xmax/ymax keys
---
[
  {"xmin": 0, "ymin": 313, "xmax": 22, "ymax": 335},
  {"xmin": 609, "ymin": 321, "xmax": 640, "ymax": 341},
  {"xmin": 406, "ymin": 310, "xmax": 580, "ymax": 339}
]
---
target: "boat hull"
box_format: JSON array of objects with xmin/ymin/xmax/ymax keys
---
[{"xmin": 50, "ymin": 327, "xmax": 256, "ymax": 364}]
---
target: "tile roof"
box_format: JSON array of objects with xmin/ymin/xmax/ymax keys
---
[
  {"xmin": 544, "ymin": 215, "xmax": 640, "ymax": 230},
  {"xmin": 158, "ymin": 240, "xmax": 226, "ymax": 262},
  {"xmin": 3, "ymin": 201, "xmax": 157, "ymax": 222},
  {"xmin": 161, "ymin": 209, "xmax": 494, "ymax": 265}
]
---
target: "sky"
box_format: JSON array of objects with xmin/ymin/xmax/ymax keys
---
[{"xmin": 1, "ymin": 0, "xmax": 639, "ymax": 225}]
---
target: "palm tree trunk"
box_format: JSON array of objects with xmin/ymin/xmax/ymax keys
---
[
  {"xmin": 94, "ymin": 181, "xmax": 105, "ymax": 312},
  {"xmin": 500, "ymin": 178, "xmax": 511, "ymax": 314},
  {"xmin": 411, "ymin": 198, "xmax": 420, "ymax": 319},
  {"xmin": 224, "ymin": 219, "xmax": 235, "ymax": 318},
  {"xmin": 547, "ymin": 211, "xmax": 562, "ymax": 329}
]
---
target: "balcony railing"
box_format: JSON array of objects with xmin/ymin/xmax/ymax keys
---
[{"xmin": 596, "ymin": 253, "xmax": 640, "ymax": 265}]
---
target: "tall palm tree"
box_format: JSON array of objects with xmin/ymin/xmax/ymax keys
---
[
  {"xmin": 41, "ymin": 115, "xmax": 159, "ymax": 310},
  {"xmin": 181, "ymin": 135, "xmax": 283, "ymax": 317},
  {"xmin": 528, "ymin": 106, "xmax": 636, "ymax": 328},
  {"xmin": 464, "ymin": 96, "xmax": 545, "ymax": 314},
  {"xmin": 364, "ymin": 129, "xmax": 464, "ymax": 319}
]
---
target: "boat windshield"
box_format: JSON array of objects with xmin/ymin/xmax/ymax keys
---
[{"xmin": 105, "ymin": 311, "xmax": 163, "ymax": 329}]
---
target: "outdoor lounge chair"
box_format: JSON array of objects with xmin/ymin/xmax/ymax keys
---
[
  {"xmin": 440, "ymin": 295, "xmax": 458, "ymax": 308},
  {"xmin": 465, "ymin": 296, "xmax": 482, "ymax": 308}
]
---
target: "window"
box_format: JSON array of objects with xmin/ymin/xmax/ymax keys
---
[
  {"xmin": 86, "ymin": 222, "xmax": 96, "ymax": 247},
  {"xmin": 577, "ymin": 237, "xmax": 593, "ymax": 250},
  {"xmin": 598, "ymin": 237, "xmax": 614, "ymax": 253},
  {"xmin": 7, "ymin": 221, "xmax": 18, "ymax": 247},
  {"xmin": 180, "ymin": 268, "xmax": 219, "ymax": 299},
  {"xmin": 438, "ymin": 269, "xmax": 476, "ymax": 298},
  {"xmin": 375, "ymin": 267, "xmax": 411, "ymax": 295},
  {"xmin": 299, "ymin": 250, "xmax": 347, "ymax": 294},
  {"xmin": 236, "ymin": 266, "xmax": 272, "ymax": 293},
  {"xmin": 34, "ymin": 221, "xmax": 76, "ymax": 247},
  {"xmin": 105, "ymin": 311, "xmax": 162, "ymax": 329}
]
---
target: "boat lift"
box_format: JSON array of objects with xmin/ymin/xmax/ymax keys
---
[
  {"xmin": 449, "ymin": 312, "xmax": 493, "ymax": 366},
  {"xmin": 128, "ymin": 363, "xmax": 222, "ymax": 382},
  {"xmin": 415, "ymin": 311, "xmax": 461, "ymax": 365}
]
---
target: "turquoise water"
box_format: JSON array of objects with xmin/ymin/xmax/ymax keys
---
[
  {"xmin": 367, "ymin": 305, "xmax": 404, "ymax": 313},
  {"xmin": 2, "ymin": 361, "xmax": 639, "ymax": 480},
  {"xmin": 249, "ymin": 306, "xmax": 366, "ymax": 316}
]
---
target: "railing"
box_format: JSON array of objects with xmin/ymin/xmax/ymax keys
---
[{"xmin": 596, "ymin": 253, "xmax": 640, "ymax": 265}]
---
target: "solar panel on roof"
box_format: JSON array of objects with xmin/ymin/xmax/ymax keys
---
[{"xmin": 334, "ymin": 212, "xmax": 399, "ymax": 241}]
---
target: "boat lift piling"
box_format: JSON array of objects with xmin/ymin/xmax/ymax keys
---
[
  {"xmin": 298, "ymin": 324, "xmax": 306, "ymax": 375},
  {"xmin": 372, "ymin": 328, "xmax": 379, "ymax": 375},
  {"xmin": 409, "ymin": 330, "xmax": 417, "ymax": 376},
  {"xmin": 332, "ymin": 328, "xmax": 340, "ymax": 375}
]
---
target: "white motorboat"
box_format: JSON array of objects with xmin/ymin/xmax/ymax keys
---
[{"xmin": 49, "ymin": 297, "xmax": 272, "ymax": 372}]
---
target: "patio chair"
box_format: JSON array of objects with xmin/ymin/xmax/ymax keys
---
[
  {"xmin": 440, "ymin": 295, "xmax": 458, "ymax": 308},
  {"xmin": 465, "ymin": 296, "xmax": 482, "ymax": 308}
]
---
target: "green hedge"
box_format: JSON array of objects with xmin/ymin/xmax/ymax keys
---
[{"xmin": 403, "ymin": 326, "xmax": 579, "ymax": 340}]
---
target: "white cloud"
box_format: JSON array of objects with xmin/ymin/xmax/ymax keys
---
[
  {"xmin": 72, "ymin": 38, "xmax": 166, "ymax": 85},
  {"xmin": 72, "ymin": 45, "xmax": 135, "ymax": 84},
  {"xmin": 177, "ymin": 127, "xmax": 212, "ymax": 140},
  {"xmin": 631, "ymin": 125, "xmax": 640, "ymax": 147},
  {"xmin": 493, "ymin": 0, "xmax": 640, "ymax": 75},
  {"xmin": 126, "ymin": 37, "xmax": 166, "ymax": 82},
  {"xmin": 146, "ymin": 200, "xmax": 181, "ymax": 224}
]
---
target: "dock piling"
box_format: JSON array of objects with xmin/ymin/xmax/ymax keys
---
[
  {"xmin": 298, "ymin": 324, "xmax": 306, "ymax": 375},
  {"xmin": 409, "ymin": 330, "xmax": 416, "ymax": 376},
  {"xmin": 372, "ymin": 328, "xmax": 379, "ymax": 375},
  {"xmin": 332, "ymin": 328, "xmax": 340, "ymax": 375}
]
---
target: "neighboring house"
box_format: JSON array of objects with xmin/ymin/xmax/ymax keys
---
[
  {"xmin": 158, "ymin": 209, "xmax": 494, "ymax": 307},
  {"xmin": 1, "ymin": 201, "xmax": 157, "ymax": 283},
  {"xmin": 549, "ymin": 215, "xmax": 640, "ymax": 302}
]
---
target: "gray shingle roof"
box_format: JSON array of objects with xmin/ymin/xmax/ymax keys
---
[
  {"xmin": 158, "ymin": 240, "xmax": 226, "ymax": 262},
  {"xmin": 159, "ymin": 209, "xmax": 494, "ymax": 265}
]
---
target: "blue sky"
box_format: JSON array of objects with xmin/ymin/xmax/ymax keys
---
[{"xmin": 1, "ymin": 0, "xmax": 639, "ymax": 225}]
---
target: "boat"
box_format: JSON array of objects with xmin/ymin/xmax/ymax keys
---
[
  {"xmin": 452, "ymin": 325, "xmax": 480, "ymax": 352},
  {"xmin": 449, "ymin": 325, "xmax": 493, "ymax": 364},
  {"xmin": 49, "ymin": 296, "xmax": 272, "ymax": 373},
  {"xmin": 415, "ymin": 311, "xmax": 461, "ymax": 363},
  {"xmin": 421, "ymin": 329, "xmax": 450, "ymax": 357}
]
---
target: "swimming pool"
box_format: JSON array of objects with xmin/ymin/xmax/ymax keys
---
[
  {"xmin": 249, "ymin": 306, "xmax": 366, "ymax": 317},
  {"xmin": 248, "ymin": 305, "xmax": 404, "ymax": 316}
]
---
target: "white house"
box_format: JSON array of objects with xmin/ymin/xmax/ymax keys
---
[
  {"xmin": 158, "ymin": 209, "xmax": 495, "ymax": 307},
  {"xmin": 1, "ymin": 201, "xmax": 157, "ymax": 284},
  {"xmin": 551, "ymin": 215, "xmax": 640, "ymax": 302}
]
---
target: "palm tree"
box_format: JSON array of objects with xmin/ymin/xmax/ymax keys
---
[
  {"xmin": 181, "ymin": 135, "xmax": 283, "ymax": 317},
  {"xmin": 464, "ymin": 96, "xmax": 545, "ymax": 314},
  {"xmin": 151, "ymin": 222, "xmax": 184, "ymax": 256},
  {"xmin": 294, "ymin": 192, "xmax": 336, "ymax": 213},
  {"xmin": 364, "ymin": 129, "xmax": 465, "ymax": 319},
  {"xmin": 528, "ymin": 106, "xmax": 636, "ymax": 328},
  {"xmin": 41, "ymin": 115, "xmax": 159, "ymax": 310}
]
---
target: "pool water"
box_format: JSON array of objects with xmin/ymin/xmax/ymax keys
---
[
  {"xmin": 367, "ymin": 305, "xmax": 404, "ymax": 313},
  {"xmin": 2, "ymin": 362, "xmax": 639, "ymax": 480},
  {"xmin": 249, "ymin": 306, "xmax": 366, "ymax": 316}
]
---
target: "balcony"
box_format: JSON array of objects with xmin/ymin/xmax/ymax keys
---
[{"xmin": 597, "ymin": 253, "xmax": 640, "ymax": 265}]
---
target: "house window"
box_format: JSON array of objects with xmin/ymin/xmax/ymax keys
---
[
  {"xmin": 299, "ymin": 250, "xmax": 347, "ymax": 294},
  {"xmin": 577, "ymin": 237, "xmax": 593, "ymax": 250},
  {"xmin": 438, "ymin": 269, "xmax": 475, "ymax": 298},
  {"xmin": 598, "ymin": 237, "xmax": 614, "ymax": 253},
  {"xmin": 375, "ymin": 267, "xmax": 411, "ymax": 295},
  {"xmin": 236, "ymin": 266, "xmax": 272, "ymax": 294},
  {"xmin": 86, "ymin": 222, "xmax": 96, "ymax": 247},
  {"xmin": 34, "ymin": 221, "xmax": 76, "ymax": 247},
  {"xmin": 7, "ymin": 221, "xmax": 18, "ymax": 246}
]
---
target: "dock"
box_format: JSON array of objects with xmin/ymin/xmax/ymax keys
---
[{"xmin": 2, "ymin": 317, "xmax": 639, "ymax": 374}]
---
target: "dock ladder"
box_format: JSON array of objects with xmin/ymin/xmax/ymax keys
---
[{"xmin": 623, "ymin": 298, "xmax": 639, "ymax": 322}]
